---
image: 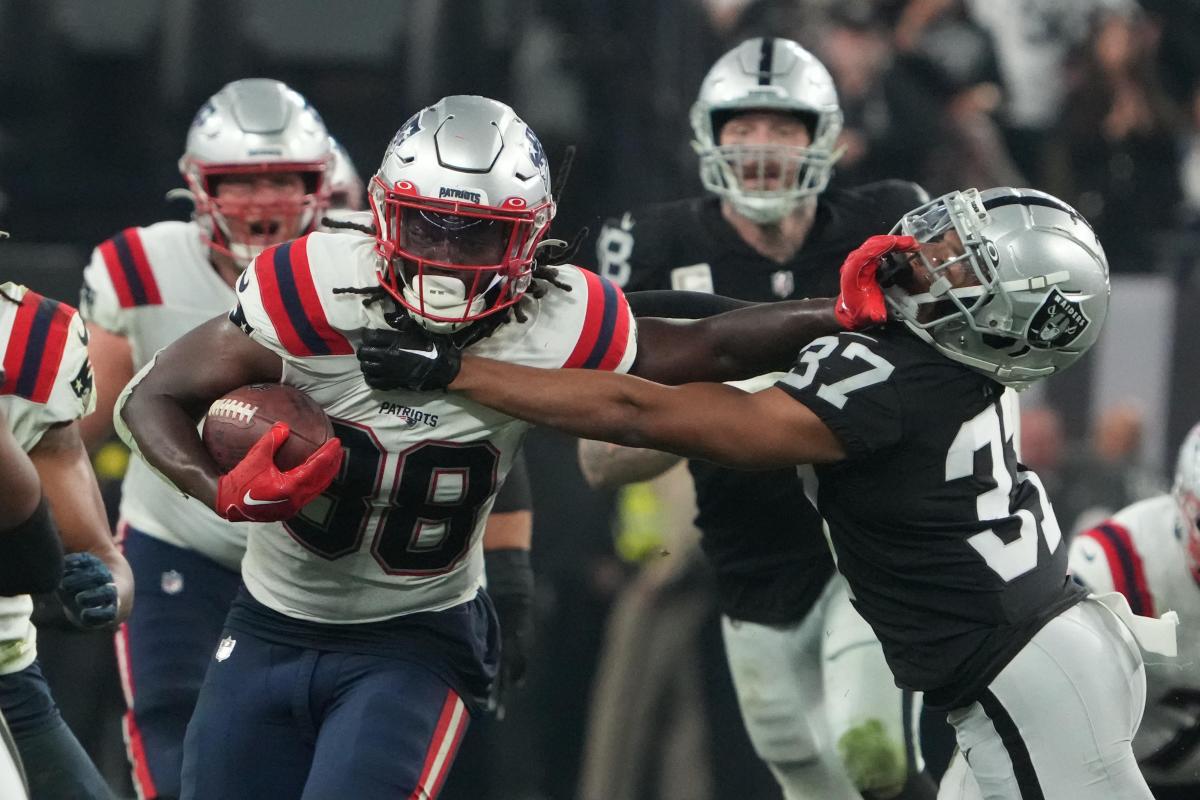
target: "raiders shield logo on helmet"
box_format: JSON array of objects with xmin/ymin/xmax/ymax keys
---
[{"xmin": 1026, "ymin": 287, "xmax": 1090, "ymax": 349}]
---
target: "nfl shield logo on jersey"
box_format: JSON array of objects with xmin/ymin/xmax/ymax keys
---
[
  {"xmin": 771, "ymin": 270, "xmax": 794, "ymax": 298},
  {"xmin": 160, "ymin": 569, "xmax": 184, "ymax": 595},
  {"xmin": 215, "ymin": 636, "xmax": 236, "ymax": 662}
]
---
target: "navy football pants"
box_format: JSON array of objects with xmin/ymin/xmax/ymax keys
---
[
  {"xmin": 116, "ymin": 527, "xmax": 240, "ymax": 799},
  {"xmin": 180, "ymin": 628, "xmax": 470, "ymax": 800},
  {"xmin": 0, "ymin": 660, "xmax": 112, "ymax": 799}
]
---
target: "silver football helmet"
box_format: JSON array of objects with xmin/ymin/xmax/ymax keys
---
[
  {"xmin": 1175, "ymin": 422, "xmax": 1200, "ymax": 583},
  {"xmin": 369, "ymin": 95, "xmax": 554, "ymax": 332},
  {"xmin": 884, "ymin": 187, "xmax": 1110, "ymax": 389},
  {"xmin": 180, "ymin": 78, "xmax": 333, "ymax": 264},
  {"xmin": 328, "ymin": 137, "xmax": 365, "ymax": 211},
  {"xmin": 690, "ymin": 37, "xmax": 843, "ymax": 224}
]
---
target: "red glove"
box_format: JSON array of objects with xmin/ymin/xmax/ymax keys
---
[
  {"xmin": 215, "ymin": 423, "xmax": 344, "ymax": 523},
  {"xmin": 834, "ymin": 234, "xmax": 920, "ymax": 330}
]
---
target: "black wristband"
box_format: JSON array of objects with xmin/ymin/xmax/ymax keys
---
[
  {"xmin": 0, "ymin": 497, "xmax": 65, "ymax": 596},
  {"xmin": 484, "ymin": 548, "xmax": 534, "ymax": 603}
]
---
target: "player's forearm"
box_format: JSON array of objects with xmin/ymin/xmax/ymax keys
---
[
  {"xmin": 29, "ymin": 424, "xmax": 133, "ymax": 620},
  {"xmin": 483, "ymin": 510, "xmax": 533, "ymax": 551},
  {"xmin": 451, "ymin": 356, "xmax": 743, "ymax": 462},
  {"xmin": 702, "ymin": 298, "xmax": 839, "ymax": 377},
  {"xmin": 634, "ymin": 298, "xmax": 838, "ymax": 384},
  {"xmin": 120, "ymin": 382, "xmax": 221, "ymax": 508},
  {"xmin": 576, "ymin": 439, "xmax": 681, "ymax": 489}
]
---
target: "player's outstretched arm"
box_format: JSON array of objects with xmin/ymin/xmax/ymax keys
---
[
  {"xmin": 452, "ymin": 357, "xmax": 845, "ymax": 469},
  {"xmin": 631, "ymin": 299, "xmax": 837, "ymax": 384},
  {"xmin": 28, "ymin": 420, "xmax": 133, "ymax": 625},
  {"xmin": 119, "ymin": 315, "xmax": 283, "ymax": 509},
  {"xmin": 620, "ymin": 234, "xmax": 918, "ymax": 385}
]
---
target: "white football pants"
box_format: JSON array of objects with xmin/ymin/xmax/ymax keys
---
[
  {"xmin": 937, "ymin": 598, "xmax": 1152, "ymax": 800},
  {"xmin": 723, "ymin": 576, "xmax": 919, "ymax": 800}
]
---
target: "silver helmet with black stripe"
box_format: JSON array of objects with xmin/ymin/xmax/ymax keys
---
[
  {"xmin": 884, "ymin": 187, "xmax": 1110, "ymax": 389},
  {"xmin": 690, "ymin": 37, "xmax": 843, "ymax": 224}
]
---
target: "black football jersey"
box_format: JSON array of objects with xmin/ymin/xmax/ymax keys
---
[
  {"xmin": 775, "ymin": 325, "xmax": 1086, "ymax": 709},
  {"xmin": 585, "ymin": 181, "xmax": 928, "ymax": 625}
]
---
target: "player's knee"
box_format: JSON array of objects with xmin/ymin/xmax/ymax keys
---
[{"xmin": 837, "ymin": 718, "xmax": 907, "ymax": 798}]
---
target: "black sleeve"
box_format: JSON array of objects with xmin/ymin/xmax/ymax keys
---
[
  {"xmin": 773, "ymin": 332, "xmax": 904, "ymax": 458},
  {"xmin": 627, "ymin": 290, "xmax": 754, "ymax": 320},
  {"xmin": 0, "ymin": 497, "xmax": 65, "ymax": 596},
  {"xmin": 492, "ymin": 452, "xmax": 532, "ymax": 514}
]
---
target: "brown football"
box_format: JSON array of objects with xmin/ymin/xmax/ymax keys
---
[{"xmin": 202, "ymin": 384, "xmax": 334, "ymax": 473}]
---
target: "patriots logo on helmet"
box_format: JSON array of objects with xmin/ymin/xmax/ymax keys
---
[
  {"xmin": 191, "ymin": 101, "xmax": 216, "ymax": 130},
  {"xmin": 1026, "ymin": 288, "xmax": 1089, "ymax": 349},
  {"xmin": 392, "ymin": 113, "xmax": 423, "ymax": 149},
  {"xmin": 524, "ymin": 127, "xmax": 546, "ymax": 170}
]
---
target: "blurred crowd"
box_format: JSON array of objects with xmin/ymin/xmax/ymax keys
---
[{"xmin": 0, "ymin": 0, "xmax": 1196, "ymax": 798}]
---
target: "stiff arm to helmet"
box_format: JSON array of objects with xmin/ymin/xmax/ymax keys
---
[{"xmin": 883, "ymin": 187, "xmax": 1110, "ymax": 390}]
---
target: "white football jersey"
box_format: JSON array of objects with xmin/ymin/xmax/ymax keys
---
[
  {"xmin": 0, "ymin": 283, "xmax": 95, "ymax": 674},
  {"xmin": 1070, "ymin": 495, "xmax": 1200, "ymax": 787},
  {"xmin": 81, "ymin": 221, "xmax": 247, "ymax": 570},
  {"xmin": 228, "ymin": 229, "xmax": 636, "ymax": 623}
]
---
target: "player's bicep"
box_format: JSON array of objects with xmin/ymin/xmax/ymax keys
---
[{"xmin": 125, "ymin": 315, "xmax": 283, "ymax": 420}]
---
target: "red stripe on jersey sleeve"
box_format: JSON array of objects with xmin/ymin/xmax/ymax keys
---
[
  {"xmin": 253, "ymin": 243, "xmax": 303, "ymax": 355},
  {"xmin": 563, "ymin": 269, "xmax": 607, "ymax": 369},
  {"xmin": 253, "ymin": 239, "xmax": 353, "ymax": 357},
  {"xmin": 597, "ymin": 282, "xmax": 632, "ymax": 371},
  {"xmin": 98, "ymin": 239, "xmax": 135, "ymax": 308},
  {"xmin": 1100, "ymin": 522, "xmax": 1156, "ymax": 617},
  {"xmin": 287, "ymin": 237, "xmax": 353, "ymax": 356},
  {"xmin": 1079, "ymin": 529, "xmax": 1130, "ymax": 597},
  {"xmin": 1, "ymin": 290, "xmax": 77, "ymax": 403},
  {"xmin": 31, "ymin": 303, "xmax": 74, "ymax": 404},
  {"xmin": 123, "ymin": 228, "xmax": 163, "ymax": 305}
]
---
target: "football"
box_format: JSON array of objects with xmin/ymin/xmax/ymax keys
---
[{"xmin": 202, "ymin": 383, "xmax": 334, "ymax": 473}]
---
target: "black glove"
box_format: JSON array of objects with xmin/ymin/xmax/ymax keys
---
[
  {"xmin": 355, "ymin": 318, "xmax": 461, "ymax": 392},
  {"xmin": 485, "ymin": 548, "xmax": 535, "ymax": 720},
  {"xmin": 56, "ymin": 552, "xmax": 119, "ymax": 629}
]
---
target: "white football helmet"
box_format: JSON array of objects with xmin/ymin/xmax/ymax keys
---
[
  {"xmin": 179, "ymin": 78, "xmax": 333, "ymax": 264},
  {"xmin": 369, "ymin": 95, "xmax": 554, "ymax": 332},
  {"xmin": 328, "ymin": 137, "xmax": 365, "ymax": 211},
  {"xmin": 1175, "ymin": 423, "xmax": 1200, "ymax": 584},
  {"xmin": 884, "ymin": 187, "xmax": 1110, "ymax": 390},
  {"xmin": 690, "ymin": 37, "xmax": 843, "ymax": 224}
]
